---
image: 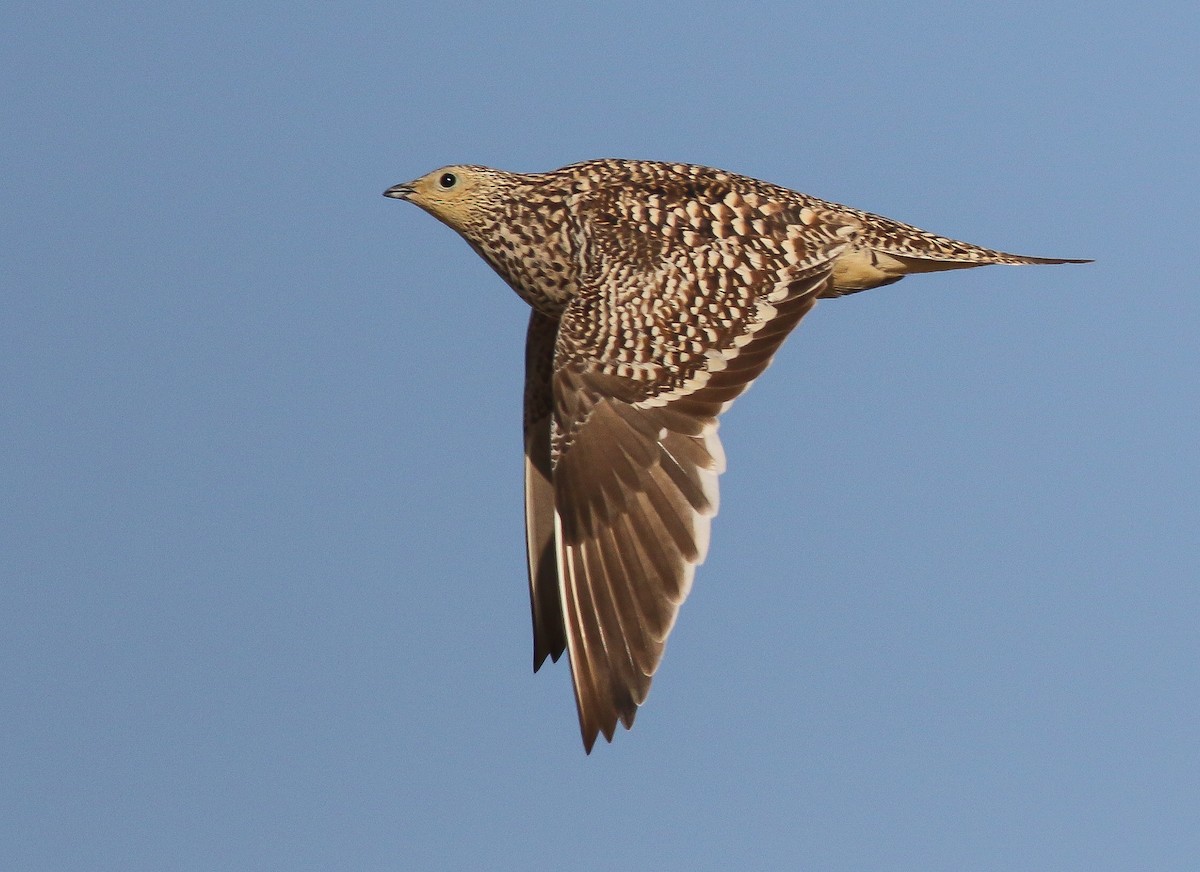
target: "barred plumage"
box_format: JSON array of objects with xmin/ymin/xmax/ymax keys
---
[{"xmin": 384, "ymin": 158, "xmax": 1089, "ymax": 752}]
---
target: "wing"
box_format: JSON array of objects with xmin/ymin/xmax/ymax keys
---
[
  {"xmin": 523, "ymin": 309, "xmax": 566, "ymax": 670},
  {"xmin": 551, "ymin": 251, "xmax": 842, "ymax": 751}
]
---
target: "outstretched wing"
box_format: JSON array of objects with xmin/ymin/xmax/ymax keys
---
[
  {"xmin": 523, "ymin": 309, "xmax": 566, "ymax": 670},
  {"xmin": 551, "ymin": 247, "xmax": 843, "ymax": 751}
]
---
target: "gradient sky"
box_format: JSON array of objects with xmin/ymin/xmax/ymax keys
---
[{"xmin": 3, "ymin": 3, "xmax": 1197, "ymax": 870}]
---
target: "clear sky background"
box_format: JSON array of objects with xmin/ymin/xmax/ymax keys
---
[{"xmin": 3, "ymin": 3, "xmax": 1197, "ymax": 870}]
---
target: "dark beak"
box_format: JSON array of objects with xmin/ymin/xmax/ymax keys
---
[{"xmin": 383, "ymin": 182, "xmax": 414, "ymax": 200}]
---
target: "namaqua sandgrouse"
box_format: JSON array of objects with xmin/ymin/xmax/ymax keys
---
[{"xmin": 384, "ymin": 158, "xmax": 1088, "ymax": 752}]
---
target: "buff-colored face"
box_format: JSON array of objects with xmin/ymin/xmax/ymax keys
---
[{"xmin": 383, "ymin": 165, "xmax": 495, "ymax": 233}]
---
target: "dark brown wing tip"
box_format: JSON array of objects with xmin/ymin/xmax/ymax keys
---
[
  {"xmin": 580, "ymin": 725, "xmax": 610, "ymax": 755},
  {"xmin": 580, "ymin": 708, "xmax": 637, "ymax": 754},
  {"xmin": 533, "ymin": 644, "xmax": 564, "ymax": 673},
  {"xmin": 530, "ymin": 576, "xmax": 566, "ymax": 672}
]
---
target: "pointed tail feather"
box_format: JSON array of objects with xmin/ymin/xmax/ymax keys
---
[{"xmin": 885, "ymin": 249, "xmax": 1093, "ymax": 272}]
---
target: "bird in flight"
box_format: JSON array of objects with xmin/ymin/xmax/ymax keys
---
[{"xmin": 384, "ymin": 159, "xmax": 1088, "ymax": 752}]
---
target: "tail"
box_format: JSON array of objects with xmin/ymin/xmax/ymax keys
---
[
  {"xmin": 825, "ymin": 209, "xmax": 1091, "ymax": 297},
  {"xmin": 876, "ymin": 248, "xmax": 1092, "ymax": 273}
]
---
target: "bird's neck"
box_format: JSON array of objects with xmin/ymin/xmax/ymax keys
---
[{"xmin": 468, "ymin": 200, "xmax": 580, "ymax": 315}]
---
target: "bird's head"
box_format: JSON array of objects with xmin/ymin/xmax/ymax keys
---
[{"xmin": 383, "ymin": 165, "xmax": 508, "ymax": 236}]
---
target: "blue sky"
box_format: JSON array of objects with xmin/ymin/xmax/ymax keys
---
[{"xmin": 3, "ymin": 2, "xmax": 1197, "ymax": 870}]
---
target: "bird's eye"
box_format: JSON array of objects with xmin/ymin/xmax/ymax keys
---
[{"xmin": 438, "ymin": 172, "xmax": 458, "ymax": 189}]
